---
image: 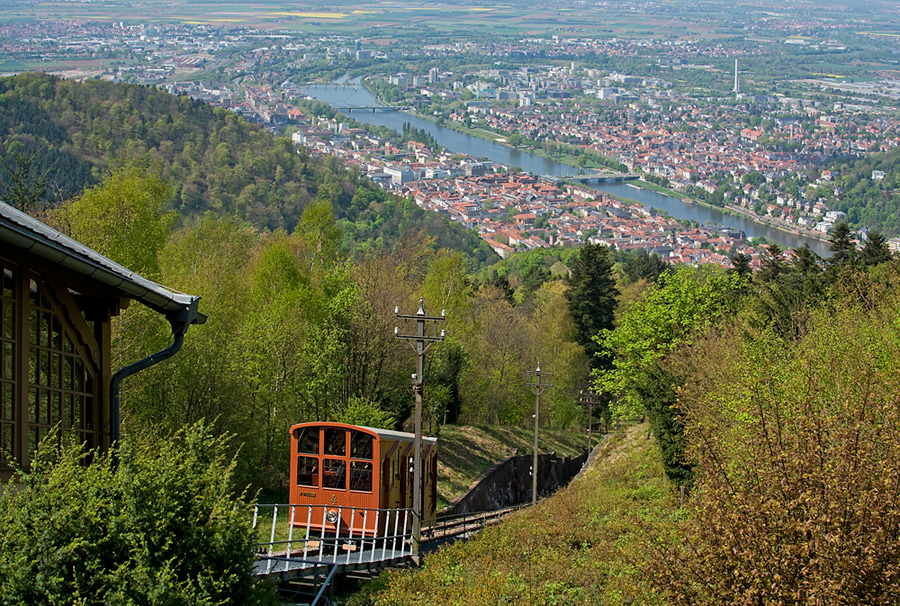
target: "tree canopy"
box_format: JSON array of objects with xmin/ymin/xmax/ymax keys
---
[{"xmin": 565, "ymin": 243, "xmax": 618, "ymax": 369}]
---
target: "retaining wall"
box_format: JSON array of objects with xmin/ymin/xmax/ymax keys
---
[{"xmin": 445, "ymin": 448, "xmax": 589, "ymax": 515}]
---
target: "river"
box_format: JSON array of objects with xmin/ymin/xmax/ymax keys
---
[{"xmin": 303, "ymin": 78, "xmax": 830, "ymax": 256}]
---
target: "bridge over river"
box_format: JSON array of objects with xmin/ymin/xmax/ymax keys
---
[
  {"xmin": 553, "ymin": 171, "xmax": 641, "ymax": 184},
  {"xmin": 332, "ymin": 105, "xmax": 412, "ymax": 113},
  {"xmin": 302, "ymin": 77, "xmax": 831, "ymax": 256}
]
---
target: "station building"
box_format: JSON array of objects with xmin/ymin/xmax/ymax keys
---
[{"xmin": 0, "ymin": 202, "xmax": 202, "ymax": 482}]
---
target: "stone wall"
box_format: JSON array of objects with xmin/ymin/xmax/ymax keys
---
[{"xmin": 445, "ymin": 448, "xmax": 590, "ymax": 515}]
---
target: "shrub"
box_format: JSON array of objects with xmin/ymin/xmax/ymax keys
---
[
  {"xmin": 0, "ymin": 422, "xmax": 277, "ymax": 606},
  {"xmin": 649, "ymin": 294, "xmax": 900, "ymax": 604}
]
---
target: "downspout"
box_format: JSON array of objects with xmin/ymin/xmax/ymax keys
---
[{"xmin": 109, "ymin": 297, "xmax": 202, "ymax": 457}]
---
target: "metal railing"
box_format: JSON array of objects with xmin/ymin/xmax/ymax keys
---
[
  {"xmin": 422, "ymin": 505, "xmax": 526, "ymax": 542},
  {"xmin": 256, "ymin": 555, "xmax": 340, "ymax": 605},
  {"xmin": 252, "ymin": 504, "xmax": 415, "ymax": 576}
]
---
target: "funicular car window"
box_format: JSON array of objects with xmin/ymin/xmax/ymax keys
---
[
  {"xmin": 350, "ymin": 430, "xmax": 373, "ymax": 460},
  {"xmin": 322, "ymin": 458, "xmax": 346, "ymax": 489},
  {"xmin": 297, "ymin": 456, "xmax": 318, "ymax": 487},
  {"xmin": 297, "ymin": 427, "xmax": 319, "ymax": 455},
  {"xmin": 323, "ymin": 428, "xmax": 346, "ymax": 456},
  {"xmin": 350, "ymin": 461, "xmax": 373, "ymax": 492}
]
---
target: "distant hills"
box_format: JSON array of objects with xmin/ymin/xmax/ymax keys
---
[{"xmin": 0, "ymin": 72, "xmax": 496, "ymax": 265}]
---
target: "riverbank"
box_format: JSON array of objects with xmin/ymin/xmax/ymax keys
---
[
  {"xmin": 439, "ymin": 121, "xmax": 611, "ymax": 171},
  {"xmin": 629, "ymin": 181, "xmax": 830, "ymax": 245},
  {"xmin": 305, "ymin": 78, "xmax": 830, "ymax": 254},
  {"xmin": 722, "ymin": 202, "xmax": 831, "ymax": 244},
  {"xmin": 416, "ymin": 114, "xmax": 829, "ymax": 248},
  {"xmin": 633, "ymin": 180, "xmax": 691, "ymax": 200}
]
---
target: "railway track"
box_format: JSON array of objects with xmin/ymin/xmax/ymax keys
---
[{"xmin": 422, "ymin": 505, "xmax": 527, "ymax": 543}]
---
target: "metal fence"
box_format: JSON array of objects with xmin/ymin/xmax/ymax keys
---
[
  {"xmin": 252, "ymin": 503, "xmax": 415, "ymax": 577},
  {"xmin": 422, "ymin": 505, "xmax": 526, "ymax": 542}
]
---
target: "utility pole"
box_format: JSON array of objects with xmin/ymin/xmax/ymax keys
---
[
  {"xmin": 395, "ymin": 298, "xmax": 445, "ymax": 564},
  {"xmin": 578, "ymin": 389, "xmax": 602, "ymax": 451},
  {"xmin": 524, "ymin": 363, "xmax": 552, "ymax": 506}
]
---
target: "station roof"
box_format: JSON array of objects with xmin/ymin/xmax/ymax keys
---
[{"xmin": 0, "ymin": 202, "xmax": 203, "ymax": 323}]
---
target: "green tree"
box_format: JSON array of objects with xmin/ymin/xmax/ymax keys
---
[
  {"xmin": 136, "ymin": 216, "xmax": 257, "ymax": 449},
  {"xmin": 528, "ymin": 280, "xmax": 591, "ymax": 428},
  {"xmin": 565, "ymin": 244, "xmax": 618, "ymax": 369},
  {"xmin": 460, "ymin": 285, "xmax": 531, "ymax": 424},
  {"xmin": 828, "ymin": 220, "xmax": 857, "ymax": 270},
  {"xmin": 297, "ymin": 197, "xmax": 341, "ymax": 270},
  {"xmin": 621, "ymin": 249, "xmax": 669, "ymax": 284},
  {"xmin": 336, "ymin": 396, "xmax": 396, "ymax": 429},
  {"xmin": 595, "ymin": 266, "xmax": 747, "ymax": 484},
  {"xmin": 756, "ymin": 243, "xmax": 788, "ymax": 283},
  {"xmin": 861, "ymin": 230, "xmax": 892, "ymax": 266},
  {"xmin": 729, "ymin": 252, "xmax": 752, "ymax": 278},
  {"xmin": 56, "ymin": 165, "xmax": 176, "ymax": 278},
  {"xmin": 0, "ymin": 149, "xmax": 50, "ymax": 213}
]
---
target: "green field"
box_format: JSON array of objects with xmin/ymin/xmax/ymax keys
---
[
  {"xmin": 0, "ymin": 1, "xmax": 733, "ymax": 38},
  {"xmin": 0, "ymin": 61, "xmax": 27, "ymax": 73}
]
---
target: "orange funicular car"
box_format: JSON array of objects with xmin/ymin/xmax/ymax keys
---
[{"xmin": 289, "ymin": 422, "xmax": 437, "ymax": 537}]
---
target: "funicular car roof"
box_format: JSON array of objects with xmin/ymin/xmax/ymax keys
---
[{"xmin": 290, "ymin": 421, "xmax": 437, "ymax": 445}]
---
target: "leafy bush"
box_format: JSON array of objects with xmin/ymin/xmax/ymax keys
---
[
  {"xmin": 0, "ymin": 423, "xmax": 276, "ymax": 606},
  {"xmin": 650, "ymin": 289, "xmax": 900, "ymax": 604}
]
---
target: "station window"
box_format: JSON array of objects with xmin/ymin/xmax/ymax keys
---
[
  {"xmin": 0, "ymin": 268, "xmax": 15, "ymax": 467},
  {"xmin": 28, "ymin": 278, "xmax": 96, "ymax": 460},
  {"xmin": 1, "ymin": 264, "xmax": 100, "ymax": 470}
]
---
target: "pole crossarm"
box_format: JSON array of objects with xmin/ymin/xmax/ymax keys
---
[
  {"xmin": 395, "ymin": 313, "xmax": 446, "ymax": 321},
  {"xmin": 524, "ymin": 364, "xmax": 553, "ymax": 395},
  {"xmin": 393, "ymin": 298, "xmax": 445, "ymax": 564},
  {"xmin": 577, "ymin": 390, "xmax": 602, "ymax": 407}
]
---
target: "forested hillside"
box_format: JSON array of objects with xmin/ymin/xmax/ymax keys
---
[
  {"xmin": 811, "ymin": 145, "xmax": 900, "ymax": 236},
  {"xmin": 6, "ymin": 71, "xmax": 900, "ymax": 606},
  {"xmin": 0, "ymin": 72, "xmax": 494, "ymax": 264}
]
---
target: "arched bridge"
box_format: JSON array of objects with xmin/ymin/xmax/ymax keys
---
[{"xmin": 332, "ymin": 105, "xmax": 411, "ymax": 113}]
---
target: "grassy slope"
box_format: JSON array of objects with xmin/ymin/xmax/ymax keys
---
[
  {"xmin": 354, "ymin": 424, "xmax": 675, "ymax": 605},
  {"xmin": 436, "ymin": 425, "xmax": 590, "ymax": 507}
]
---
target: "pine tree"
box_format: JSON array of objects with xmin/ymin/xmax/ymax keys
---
[
  {"xmin": 860, "ymin": 230, "xmax": 892, "ymax": 267},
  {"xmin": 828, "ymin": 221, "xmax": 857, "ymax": 269},
  {"xmin": 565, "ymin": 244, "xmax": 618, "ymax": 369},
  {"xmin": 729, "ymin": 252, "xmax": 752, "ymax": 278},
  {"xmin": 792, "ymin": 243, "xmax": 822, "ymax": 276},
  {"xmin": 756, "ymin": 243, "xmax": 788, "ymax": 283},
  {"xmin": 0, "ymin": 150, "xmax": 49, "ymax": 213}
]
